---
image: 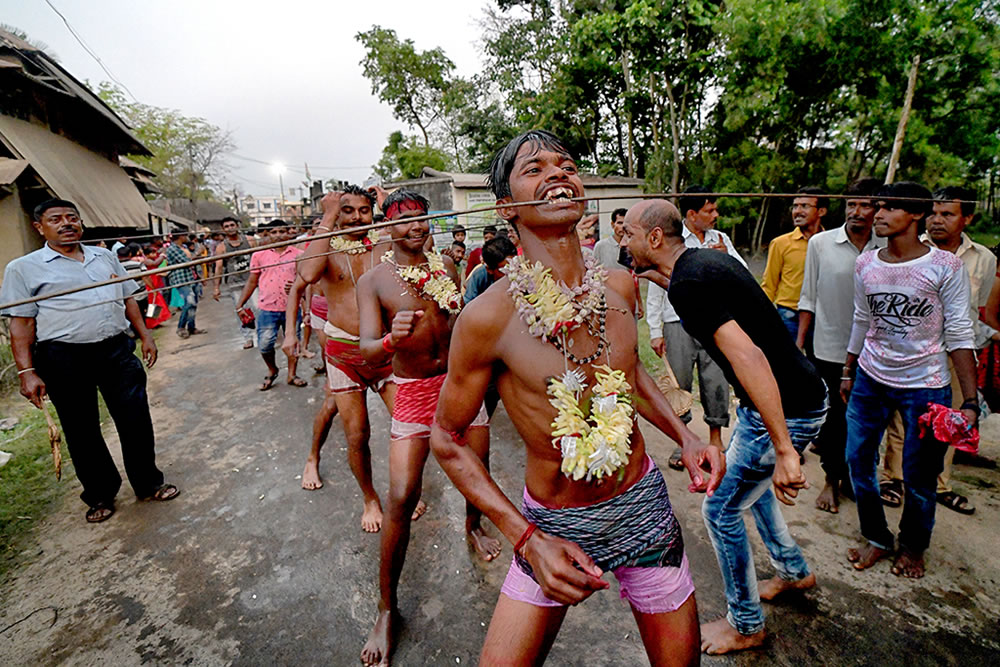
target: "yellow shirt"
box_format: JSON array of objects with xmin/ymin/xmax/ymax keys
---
[{"xmin": 762, "ymin": 227, "xmax": 815, "ymax": 309}]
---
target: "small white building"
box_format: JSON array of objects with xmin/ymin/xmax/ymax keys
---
[{"xmin": 241, "ymin": 195, "xmax": 284, "ymax": 229}]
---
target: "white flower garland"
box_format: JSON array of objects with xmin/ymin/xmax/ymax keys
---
[
  {"xmin": 382, "ymin": 251, "xmax": 462, "ymax": 314},
  {"xmin": 331, "ymin": 229, "xmax": 380, "ymax": 254},
  {"xmin": 504, "ymin": 255, "xmax": 635, "ymax": 481},
  {"xmin": 548, "ymin": 365, "xmax": 634, "ymax": 481},
  {"xmin": 504, "ymin": 253, "xmax": 606, "ymax": 340}
]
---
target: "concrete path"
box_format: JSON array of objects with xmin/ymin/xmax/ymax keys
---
[{"xmin": 1, "ymin": 298, "xmax": 998, "ymax": 665}]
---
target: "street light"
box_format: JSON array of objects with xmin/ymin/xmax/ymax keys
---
[{"xmin": 271, "ymin": 162, "xmax": 286, "ymax": 219}]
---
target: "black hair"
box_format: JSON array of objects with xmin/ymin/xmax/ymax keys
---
[
  {"xmin": 636, "ymin": 200, "xmax": 684, "ymax": 238},
  {"xmin": 482, "ymin": 237, "xmax": 518, "ymax": 269},
  {"xmin": 875, "ymin": 182, "xmax": 932, "ymax": 217},
  {"xmin": 116, "ymin": 245, "xmax": 132, "ymax": 259},
  {"xmin": 487, "ymin": 130, "xmax": 573, "ymax": 199},
  {"xmin": 382, "ymin": 188, "xmax": 430, "ymax": 218},
  {"xmin": 933, "ymin": 186, "xmax": 977, "ymax": 217},
  {"xmin": 678, "ymin": 185, "xmax": 715, "ymax": 218},
  {"xmin": 845, "ymin": 178, "xmax": 882, "ymax": 198},
  {"xmin": 796, "ymin": 186, "xmax": 829, "ymax": 211},
  {"xmin": 373, "ymin": 213, "xmax": 385, "ymax": 223},
  {"xmin": 341, "ymin": 184, "xmax": 376, "ymax": 207},
  {"xmin": 451, "ymin": 240, "xmax": 466, "ymax": 250},
  {"xmin": 221, "ymin": 216, "xmax": 240, "ymax": 225},
  {"xmin": 126, "ymin": 242, "xmax": 142, "ymax": 256},
  {"xmin": 483, "ymin": 224, "xmax": 498, "ymax": 236},
  {"xmin": 452, "ymin": 224, "xmax": 466, "ymax": 237},
  {"xmin": 33, "ymin": 198, "xmax": 78, "ymax": 221},
  {"xmin": 612, "ymin": 208, "xmax": 628, "ymax": 221},
  {"xmin": 266, "ymin": 219, "xmax": 286, "ymax": 230}
]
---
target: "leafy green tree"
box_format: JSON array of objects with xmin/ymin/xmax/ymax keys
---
[
  {"xmin": 373, "ymin": 131, "xmax": 451, "ymax": 181},
  {"xmin": 356, "ymin": 26, "xmax": 455, "ymax": 146}
]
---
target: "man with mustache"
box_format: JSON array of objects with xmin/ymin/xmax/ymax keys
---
[
  {"xmin": 796, "ymin": 178, "xmax": 884, "ymax": 513},
  {"xmin": 908, "ymin": 186, "xmax": 994, "ymax": 516},
  {"xmin": 1, "ymin": 199, "xmax": 178, "ymax": 523},
  {"xmin": 295, "ymin": 185, "xmax": 398, "ymax": 533},
  {"xmin": 762, "ymin": 187, "xmax": 827, "ymax": 345},
  {"xmin": 431, "ymin": 131, "xmax": 723, "ymax": 665},
  {"xmin": 357, "ymin": 189, "xmax": 501, "ymax": 667},
  {"xmin": 841, "ymin": 182, "xmax": 977, "ymax": 580}
]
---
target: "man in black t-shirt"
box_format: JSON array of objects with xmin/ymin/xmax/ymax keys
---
[{"xmin": 622, "ymin": 199, "xmax": 828, "ymax": 656}]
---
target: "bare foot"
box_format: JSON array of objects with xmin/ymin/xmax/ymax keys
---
[
  {"xmin": 469, "ymin": 527, "xmax": 502, "ymax": 562},
  {"xmin": 301, "ymin": 349, "xmax": 316, "ymax": 359},
  {"xmin": 847, "ymin": 543, "xmax": 892, "ymax": 570},
  {"xmin": 891, "ymin": 549, "xmax": 925, "ymax": 578},
  {"xmin": 301, "ymin": 458, "xmax": 323, "ymax": 490},
  {"xmin": 759, "ymin": 572, "xmax": 816, "ymax": 600},
  {"xmin": 411, "ymin": 499, "xmax": 428, "ymax": 522},
  {"xmin": 362, "ymin": 499, "xmax": 383, "ymax": 533},
  {"xmin": 700, "ymin": 617, "xmax": 766, "ymax": 655},
  {"xmin": 815, "ymin": 482, "xmax": 839, "ymax": 513},
  {"xmin": 361, "ymin": 608, "xmax": 399, "ymax": 666}
]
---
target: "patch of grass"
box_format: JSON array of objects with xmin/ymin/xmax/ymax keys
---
[
  {"xmin": 968, "ymin": 230, "xmax": 1000, "ymax": 249},
  {"xmin": 0, "ymin": 403, "xmax": 73, "ymax": 585},
  {"xmin": 637, "ymin": 282, "xmax": 664, "ymax": 376}
]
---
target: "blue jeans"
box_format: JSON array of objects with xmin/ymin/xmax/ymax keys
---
[
  {"xmin": 702, "ymin": 400, "xmax": 827, "ymax": 635},
  {"xmin": 845, "ymin": 369, "xmax": 950, "ymax": 553},
  {"xmin": 174, "ymin": 285, "xmax": 198, "ymax": 332},
  {"xmin": 256, "ymin": 309, "xmax": 286, "ymax": 354}
]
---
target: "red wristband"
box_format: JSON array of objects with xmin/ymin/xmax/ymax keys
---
[
  {"xmin": 381, "ymin": 334, "xmax": 395, "ymax": 353},
  {"xmin": 514, "ymin": 523, "xmax": 537, "ymax": 555}
]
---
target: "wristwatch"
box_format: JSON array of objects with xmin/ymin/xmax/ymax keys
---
[{"xmin": 960, "ymin": 398, "xmax": 981, "ymax": 418}]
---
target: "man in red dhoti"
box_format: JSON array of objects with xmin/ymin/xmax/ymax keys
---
[{"xmin": 356, "ymin": 188, "xmax": 500, "ymax": 667}]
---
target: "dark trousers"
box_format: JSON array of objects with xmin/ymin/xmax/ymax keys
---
[
  {"xmin": 845, "ymin": 369, "xmax": 949, "ymax": 553},
  {"xmin": 814, "ymin": 359, "xmax": 848, "ymax": 483},
  {"xmin": 35, "ymin": 333, "xmax": 163, "ymax": 508}
]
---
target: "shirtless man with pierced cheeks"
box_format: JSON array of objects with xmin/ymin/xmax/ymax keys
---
[
  {"xmin": 357, "ymin": 188, "xmax": 502, "ymax": 667},
  {"xmin": 430, "ymin": 131, "xmax": 724, "ymax": 666},
  {"xmin": 296, "ymin": 185, "xmax": 404, "ymax": 533}
]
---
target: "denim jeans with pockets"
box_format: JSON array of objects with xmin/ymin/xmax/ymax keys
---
[
  {"xmin": 702, "ymin": 398, "xmax": 827, "ymax": 635},
  {"xmin": 845, "ymin": 369, "xmax": 950, "ymax": 553}
]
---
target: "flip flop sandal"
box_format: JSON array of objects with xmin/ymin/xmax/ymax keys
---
[
  {"xmin": 937, "ymin": 491, "xmax": 975, "ymax": 515},
  {"xmin": 86, "ymin": 503, "xmax": 115, "ymax": 523},
  {"xmin": 259, "ymin": 373, "xmax": 279, "ymax": 391},
  {"xmin": 668, "ymin": 447, "xmax": 685, "ymax": 471},
  {"xmin": 880, "ymin": 479, "xmax": 903, "ymax": 508},
  {"xmin": 287, "ymin": 376, "xmax": 308, "ymax": 387}
]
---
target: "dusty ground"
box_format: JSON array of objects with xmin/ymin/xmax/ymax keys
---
[{"xmin": 1, "ymin": 298, "xmax": 998, "ymax": 666}]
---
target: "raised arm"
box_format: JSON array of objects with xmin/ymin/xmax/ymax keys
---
[
  {"xmin": 713, "ymin": 320, "xmax": 805, "ymax": 505},
  {"xmin": 297, "ymin": 192, "xmax": 341, "ymax": 284}
]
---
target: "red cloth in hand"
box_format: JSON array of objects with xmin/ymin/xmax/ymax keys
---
[{"xmin": 917, "ymin": 402, "xmax": 979, "ymax": 454}]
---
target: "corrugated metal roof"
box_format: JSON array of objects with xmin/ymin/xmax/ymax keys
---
[
  {"xmin": 0, "ymin": 157, "xmax": 29, "ymax": 185},
  {"xmin": 0, "ymin": 114, "xmax": 151, "ymax": 228}
]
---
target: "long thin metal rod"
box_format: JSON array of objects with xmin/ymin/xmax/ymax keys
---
[{"xmin": 0, "ymin": 190, "xmax": 978, "ymax": 311}]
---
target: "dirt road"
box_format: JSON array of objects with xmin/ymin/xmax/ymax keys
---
[{"xmin": 1, "ymin": 298, "xmax": 998, "ymax": 665}]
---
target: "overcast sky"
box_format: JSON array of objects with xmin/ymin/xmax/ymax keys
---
[{"xmin": 6, "ymin": 0, "xmax": 490, "ymax": 198}]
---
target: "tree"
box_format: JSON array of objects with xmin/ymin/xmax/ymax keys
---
[
  {"xmin": 373, "ymin": 131, "xmax": 451, "ymax": 181},
  {"xmin": 356, "ymin": 26, "xmax": 455, "ymax": 146},
  {"xmin": 97, "ymin": 82, "xmax": 235, "ymax": 200}
]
